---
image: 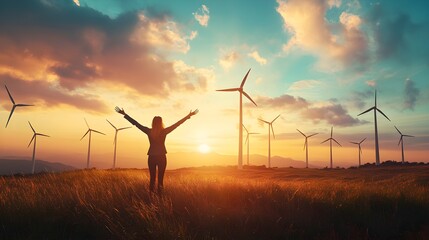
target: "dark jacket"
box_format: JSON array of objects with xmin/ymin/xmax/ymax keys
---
[{"xmin": 124, "ymin": 114, "xmax": 189, "ymax": 155}]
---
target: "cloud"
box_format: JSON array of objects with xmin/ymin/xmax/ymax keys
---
[
  {"xmin": 288, "ymin": 80, "xmax": 321, "ymax": 90},
  {"xmin": 368, "ymin": 4, "xmax": 429, "ymax": 64},
  {"xmin": 348, "ymin": 89, "xmax": 373, "ymax": 109},
  {"xmin": 301, "ymin": 101, "xmax": 367, "ymax": 126},
  {"xmin": 219, "ymin": 51, "xmax": 240, "ymax": 70},
  {"xmin": 0, "ymin": 0, "xmax": 204, "ymax": 105},
  {"xmin": 403, "ymin": 78, "xmax": 419, "ymax": 110},
  {"xmin": 248, "ymin": 51, "xmax": 267, "ymax": 65},
  {"xmin": 247, "ymin": 94, "xmax": 309, "ymax": 110},
  {"xmin": 276, "ymin": 0, "xmax": 369, "ymax": 71},
  {"xmin": 172, "ymin": 60, "xmax": 215, "ymax": 91},
  {"xmin": 1, "ymin": 74, "xmax": 108, "ymax": 113},
  {"xmin": 73, "ymin": 0, "xmax": 80, "ymax": 6},
  {"xmin": 193, "ymin": 5, "xmax": 210, "ymax": 27}
]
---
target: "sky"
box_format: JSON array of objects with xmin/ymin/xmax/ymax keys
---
[{"xmin": 0, "ymin": 0, "xmax": 428, "ymax": 169}]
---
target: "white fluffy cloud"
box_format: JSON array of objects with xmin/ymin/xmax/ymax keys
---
[
  {"xmin": 193, "ymin": 5, "xmax": 210, "ymax": 27},
  {"xmin": 288, "ymin": 80, "xmax": 322, "ymax": 90},
  {"xmin": 248, "ymin": 51, "xmax": 267, "ymax": 65},
  {"xmin": 219, "ymin": 51, "xmax": 240, "ymax": 70}
]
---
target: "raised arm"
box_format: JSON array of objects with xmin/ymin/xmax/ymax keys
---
[
  {"xmin": 165, "ymin": 109, "xmax": 199, "ymax": 134},
  {"xmin": 115, "ymin": 106, "xmax": 150, "ymax": 134}
]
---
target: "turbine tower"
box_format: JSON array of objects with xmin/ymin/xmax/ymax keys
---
[
  {"xmin": 394, "ymin": 126, "xmax": 414, "ymax": 164},
  {"xmin": 28, "ymin": 121, "xmax": 50, "ymax": 174},
  {"xmin": 296, "ymin": 129, "xmax": 318, "ymax": 168},
  {"xmin": 258, "ymin": 115, "xmax": 280, "ymax": 168},
  {"xmin": 321, "ymin": 126, "xmax": 341, "ymax": 169},
  {"xmin": 242, "ymin": 124, "xmax": 259, "ymax": 166},
  {"xmin": 106, "ymin": 119, "xmax": 131, "ymax": 169},
  {"xmin": 5, "ymin": 85, "xmax": 33, "ymax": 127},
  {"xmin": 80, "ymin": 118, "xmax": 105, "ymax": 169},
  {"xmin": 216, "ymin": 69, "xmax": 257, "ymax": 169},
  {"xmin": 358, "ymin": 90, "xmax": 390, "ymax": 165},
  {"xmin": 350, "ymin": 138, "xmax": 366, "ymax": 167}
]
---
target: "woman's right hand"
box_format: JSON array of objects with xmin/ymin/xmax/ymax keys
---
[{"xmin": 115, "ymin": 106, "xmax": 126, "ymax": 115}]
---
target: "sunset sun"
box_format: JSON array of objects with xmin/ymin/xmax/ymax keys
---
[{"xmin": 198, "ymin": 144, "xmax": 211, "ymax": 154}]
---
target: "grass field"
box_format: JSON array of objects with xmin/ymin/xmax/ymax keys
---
[{"xmin": 1, "ymin": 165, "xmax": 428, "ymax": 239}]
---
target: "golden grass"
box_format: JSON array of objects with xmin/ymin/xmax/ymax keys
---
[{"xmin": 1, "ymin": 166, "xmax": 428, "ymax": 239}]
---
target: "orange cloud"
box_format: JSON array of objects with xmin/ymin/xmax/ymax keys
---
[{"xmin": 276, "ymin": 0, "xmax": 369, "ymax": 71}]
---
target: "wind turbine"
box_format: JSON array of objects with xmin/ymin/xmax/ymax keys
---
[
  {"xmin": 80, "ymin": 118, "xmax": 105, "ymax": 169},
  {"xmin": 394, "ymin": 126, "xmax": 414, "ymax": 164},
  {"xmin": 28, "ymin": 121, "xmax": 50, "ymax": 174},
  {"xmin": 242, "ymin": 124, "xmax": 259, "ymax": 166},
  {"xmin": 258, "ymin": 115, "xmax": 280, "ymax": 168},
  {"xmin": 350, "ymin": 138, "xmax": 366, "ymax": 167},
  {"xmin": 5, "ymin": 85, "xmax": 33, "ymax": 127},
  {"xmin": 217, "ymin": 69, "xmax": 257, "ymax": 169},
  {"xmin": 357, "ymin": 90, "xmax": 390, "ymax": 165},
  {"xmin": 321, "ymin": 126, "xmax": 341, "ymax": 169},
  {"xmin": 106, "ymin": 119, "xmax": 131, "ymax": 169},
  {"xmin": 296, "ymin": 129, "xmax": 318, "ymax": 168}
]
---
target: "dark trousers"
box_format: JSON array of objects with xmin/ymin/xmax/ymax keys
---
[{"xmin": 148, "ymin": 155, "xmax": 167, "ymax": 192}]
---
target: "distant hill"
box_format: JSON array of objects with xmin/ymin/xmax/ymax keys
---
[{"xmin": 0, "ymin": 159, "xmax": 76, "ymax": 175}]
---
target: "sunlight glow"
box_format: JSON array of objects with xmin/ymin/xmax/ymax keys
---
[{"xmin": 198, "ymin": 144, "xmax": 211, "ymax": 154}]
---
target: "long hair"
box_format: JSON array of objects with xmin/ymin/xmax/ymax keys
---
[{"xmin": 151, "ymin": 116, "xmax": 164, "ymax": 139}]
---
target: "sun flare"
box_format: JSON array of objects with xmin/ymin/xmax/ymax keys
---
[{"xmin": 198, "ymin": 144, "xmax": 211, "ymax": 153}]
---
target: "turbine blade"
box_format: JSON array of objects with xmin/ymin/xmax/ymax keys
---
[
  {"xmin": 350, "ymin": 142, "xmax": 359, "ymax": 144},
  {"xmin": 114, "ymin": 133, "xmax": 117, "ymax": 145},
  {"xmin": 271, "ymin": 114, "xmax": 281, "ymax": 123},
  {"xmin": 357, "ymin": 107, "xmax": 375, "ymax": 116},
  {"xmin": 242, "ymin": 124, "xmax": 248, "ymax": 133},
  {"xmin": 28, "ymin": 121, "xmax": 35, "ymax": 133},
  {"xmin": 216, "ymin": 88, "xmax": 240, "ymax": 92},
  {"xmin": 84, "ymin": 118, "xmax": 90, "ymax": 128},
  {"xmin": 27, "ymin": 135, "xmax": 35, "ymax": 148},
  {"xmin": 374, "ymin": 90, "xmax": 377, "ymax": 107},
  {"xmin": 330, "ymin": 126, "xmax": 333, "ymax": 138},
  {"xmin": 258, "ymin": 119, "xmax": 270, "ymax": 124},
  {"xmin": 245, "ymin": 134, "xmax": 249, "ymax": 144},
  {"xmin": 249, "ymin": 132, "xmax": 259, "ymax": 135},
  {"xmin": 80, "ymin": 130, "xmax": 90, "ymax": 141},
  {"xmin": 333, "ymin": 138, "xmax": 342, "ymax": 147},
  {"xmin": 92, "ymin": 129, "xmax": 106, "ymax": 135},
  {"xmin": 398, "ymin": 136, "xmax": 402, "ymax": 146},
  {"xmin": 360, "ymin": 147, "xmax": 362, "ymax": 154},
  {"xmin": 271, "ymin": 125, "xmax": 275, "ymax": 139},
  {"xmin": 303, "ymin": 139, "xmax": 307, "ymax": 150},
  {"xmin": 308, "ymin": 133, "xmax": 318, "ymax": 138},
  {"xmin": 241, "ymin": 91, "xmax": 257, "ymax": 106},
  {"xmin": 296, "ymin": 129, "xmax": 306, "ymax": 137},
  {"xmin": 37, "ymin": 133, "xmax": 50, "ymax": 137},
  {"xmin": 321, "ymin": 139, "xmax": 330, "ymax": 144},
  {"xmin": 360, "ymin": 138, "xmax": 366, "ymax": 144},
  {"xmin": 403, "ymin": 135, "xmax": 414, "ymax": 137},
  {"xmin": 16, "ymin": 104, "xmax": 34, "ymax": 107},
  {"xmin": 106, "ymin": 119, "xmax": 117, "ymax": 130},
  {"xmin": 376, "ymin": 108, "xmax": 391, "ymax": 121},
  {"xmin": 5, "ymin": 106, "xmax": 16, "ymax": 128},
  {"xmin": 240, "ymin": 68, "xmax": 251, "ymax": 88},
  {"xmin": 118, "ymin": 127, "xmax": 132, "ymax": 131},
  {"xmin": 5, "ymin": 85, "xmax": 15, "ymax": 104},
  {"xmin": 394, "ymin": 126, "xmax": 402, "ymax": 135}
]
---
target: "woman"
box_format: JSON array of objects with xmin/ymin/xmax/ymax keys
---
[{"xmin": 115, "ymin": 106, "xmax": 198, "ymax": 193}]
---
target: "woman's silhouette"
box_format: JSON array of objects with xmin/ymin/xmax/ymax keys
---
[{"xmin": 115, "ymin": 106, "xmax": 198, "ymax": 193}]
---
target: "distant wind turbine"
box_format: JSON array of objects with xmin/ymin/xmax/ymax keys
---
[
  {"xmin": 259, "ymin": 115, "xmax": 280, "ymax": 168},
  {"xmin": 350, "ymin": 138, "xmax": 366, "ymax": 167},
  {"xmin": 106, "ymin": 119, "xmax": 131, "ymax": 169},
  {"xmin": 28, "ymin": 121, "xmax": 50, "ymax": 174},
  {"xmin": 394, "ymin": 126, "xmax": 414, "ymax": 164},
  {"xmin": 242, "ymin": 124, "xmax": 259, "ymax": 166},
  {"xmin": 321, "ymin": 126, "xmax": 341, "ymax": 169},
  {"xmin": 80, "ymin": 118, "xmax": 105, "ymax": 169},
  {"xmin": 296, "ymin": 129, "xmax": 318, "ymax": 168},
  {"xmin": 5, "ymin": 85, "xmax": 33, "ymax": 127},
  {"xmin": 357, "ymin": 90, "xmax": 390, "ymax": 165},
  {"xmin": 217, "ymin": 69, "xmax": 257, "ymax": 169}
]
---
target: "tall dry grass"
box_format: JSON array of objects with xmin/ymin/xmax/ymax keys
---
[{"xmin": 0, "ymin": 166, "xmax": 428, "ymax": 239}]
